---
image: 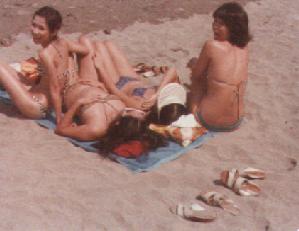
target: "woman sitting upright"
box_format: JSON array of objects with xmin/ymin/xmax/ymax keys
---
[
  {"xmin": 0, "ymin": 6, "xmax": 89, "ymax": 121},
  {"xmin": 189, "ymin": 2, "xmax": 251, "ymax": 131}
]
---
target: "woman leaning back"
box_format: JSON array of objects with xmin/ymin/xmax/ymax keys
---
[
  {"xmin": 54, "ymin": 36, "xmax": 126, "ymax": 141},
  {"xmin": 0, "ymin": 6, "xmax": 89, "ymax": 122},
  {"xmin": 189, "ymin": 2, "xmax": 251, "ymax": 131}
]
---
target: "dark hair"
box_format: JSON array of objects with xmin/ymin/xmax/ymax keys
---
[
  {"xmin": 33, "ymin": 6, "xmax": 62, "ymax": 33},
  {"xmin": 213, "ymin": 2, "xmax": 251, "ymax": 48},
  {"xmin": 159, "ymin": 103, "xmax": 188, "ymax": 125},
  {"xmin": 146, "ymin": 103, "xmax": 188, "ymax": 125},
  {"xmin": 101, "ymin": 103, "xmax": 187, "ymax": 154},
  {"xmin": 101, "ymin": 116, "xmax": 168, "ymax": 154}
]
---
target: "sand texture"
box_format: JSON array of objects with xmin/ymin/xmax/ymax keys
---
[{"xmin": 0, "ymin": 0, "xmax": 298, "ymax": 230}]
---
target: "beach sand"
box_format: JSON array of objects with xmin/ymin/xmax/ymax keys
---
[{"xmin": 0, "ymin": 0, "xmax": 298, "ymax": 230}]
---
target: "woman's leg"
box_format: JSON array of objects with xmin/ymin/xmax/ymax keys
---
[
  {"xmin": 94, "ymin": 41, "xmax": 122, "ymax": 83},
  {"xmin": 0, "ymin": 62, "xmax": 47, "ymax": 118},
  {"xmin": 156, "ymin": 67, "xmax": 180, "ymax": 92},
  {"xmin": 77, "ymin": 35, "xmax": 100, "ymax": 82},
  {"xmin": 101, "ymin": 40, "xmax": 139, "ymax": 79}
]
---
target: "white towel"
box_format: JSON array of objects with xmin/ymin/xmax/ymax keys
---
[{"xmin": 171, "ymin": 114, "xmax": 201, "ymax": 128}]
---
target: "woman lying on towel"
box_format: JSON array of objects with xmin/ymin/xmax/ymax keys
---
[
  {"xmin": 55, "ymin": 36, "xmax": 187, "ymax": 141},
  {"xmin": 189, "ymin": 2, "xmax": 251, "ymax": 131},
  {"xmin": 0, "ymin": 6, "xmax": 89, "ymax": 121},
  {"xmin": 89, "ymin": 38, "xmax": 181, "ymax": 114}
]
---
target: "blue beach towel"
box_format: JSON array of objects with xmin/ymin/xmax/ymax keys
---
[{"xmin": 0, "ymin": 89, "xmax": 212, "ymax": 172}]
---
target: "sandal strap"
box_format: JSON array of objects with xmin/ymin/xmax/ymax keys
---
[
  {"xmin": 227, "ymin": 168, "xmax": 238, "ymax": 188},
  {"xmin": 233, "ymin": 177, "xmax": 248, "ymax": 192},
  {"xmin": 201, "ymin": 191, "xmax": 225, "ymax": 206}
]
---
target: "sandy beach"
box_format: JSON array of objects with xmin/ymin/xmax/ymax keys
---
[{"xmin": 0, "ymin": 0, "xmax": 298, "ymax": 230}]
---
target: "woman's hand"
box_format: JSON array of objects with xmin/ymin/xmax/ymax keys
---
[{"xmin": 187, "ymin": 57, "xmax": 198, "ymax": 70}]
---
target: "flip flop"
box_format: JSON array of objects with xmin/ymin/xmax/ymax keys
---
[
  {"xmin": 240, "ymin": 167, "xmax": 266, "ymax": 179},
  {"xmin": 170, "ymin": 203, "xmax": 216, "ymax": 222},
  {"xmin": 142, "ymin": 70, "xmax": 156, "ymax": 78},
  {"xmin": 133, "ymin": 63, "xmax": 169, "ymax": 77},
  {"xmin": 151, "ymin": 66, "xmax": 162, "ymax": 75},
  {"xmin": 133, "ymin": 63, "xmax": 147, "ymax": 73},
  {"xmin": 159, "ymin": 66, "xmax": 169, "ymax": 74},
  {"xmin": 220, "ymin": 169, "xmax": 261, "ymax": 196},
  {"xmin": 199, "ymin": 191, "xmax": 240, "ymax": 216},
  {"xmin": 143, "ymin": 66, "xmax": 167, "ymax": 77}
]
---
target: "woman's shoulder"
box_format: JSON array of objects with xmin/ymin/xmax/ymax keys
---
[
  {"xmin": 200, "ymin": 40, "xmax": 225, "ymax": 55},
  {"xmin": 205, "ymin": 39, "xmax": 232, "ymax": 50},
  {"xmin": 57, "ymin": 37, "xmax": 69, "ymax": 46}
]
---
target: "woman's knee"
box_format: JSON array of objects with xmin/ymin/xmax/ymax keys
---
[
  {"xmin": 0, "ymin": 62, "xmax": 9, "ymax": 75},
  {"xmin": 79, "ymin": 35, "xmax": 91, "ymax": 45},
  {"xmin": 79, "ymin": 35, "xmax": 94, "ymax": 51},
  {"xmin": 167, "ymin": 67, "xmax": 179, "ymax": 81},
  {"xmin": 20, "ymin": 103, "xmax": 46, "ymax": 119},
  {"xmin": 21, "ymin": 95, "xmax": 48, "ymax": 119},
  {"xmin": 168, "ymin": 67, "xmax": 176, "ymax": 74}
]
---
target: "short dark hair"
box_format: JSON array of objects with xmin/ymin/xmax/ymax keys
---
[
  {"xmin": 159, "ymin": 103, "xmax": 188, "ymax": 125},
  {"xmin": 213, "ymin": 2, "xmax": 251, "ymax": 48},
  {"xmin": 33, "ymin": 6, "xmax": 62, "ymax": 33}
]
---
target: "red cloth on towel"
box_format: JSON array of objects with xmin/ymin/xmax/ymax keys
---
[{"xmin": 113, "ymin": 140, "xmax": 146, "ymax": 158}]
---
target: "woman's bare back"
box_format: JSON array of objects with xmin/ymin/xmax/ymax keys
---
[{"xmin": 194, "ymin": 40, "xmax": 248, "ymax": 127}]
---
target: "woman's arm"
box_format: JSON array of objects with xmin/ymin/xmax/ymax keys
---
[
  {"xmin": 39, "ymin": 50, "xmax": 62, "ymax": 123},
  {"xmin": 55, "ymin": 100, "xmax": 81, "ymax": 130},
  {"xmin": 55, "ymin": 98, "xmax": 104, "ymax": 141},
  {"xmin": 191, "ymin": 41, "xmax": 211, "ymax": 80},
  {"xmin": 189, "ymin": 41, "xmax": 211, "ymax": 111}
]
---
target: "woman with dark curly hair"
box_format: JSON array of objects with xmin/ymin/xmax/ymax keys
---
[{"xmin": 189, "ymin": 2, "xmax": 251, "ymax": 131}]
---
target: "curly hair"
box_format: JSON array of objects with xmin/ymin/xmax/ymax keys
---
[
  {"xmin": 213, "ymin": 2, "xmax": 251, "ymax": 48},
  {"xmin": 33, "ymin": 6, "xmax": 62, "ymax": 33}
]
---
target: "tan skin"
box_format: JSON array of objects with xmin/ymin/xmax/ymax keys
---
[
  {"xmin": 34, "ymin": 17, "xmax": 89, "ymax": 124},
  {"xmin": 190, "ymin": 17, "xmax": 248, "ymax": 127},
  {"xmin": 55, "ymin": 36, "xmax": 181, "ymax": 140},
  {"xmin": 54, "ymin": 36, "xmax": 126, "ymax": 141},
  {"xmin": 0, "ymin": 15, "xmax": 88, "ymax": 121},
  {"xmin": 92, "ymin": 40, "xmax": 180, "ymax": 115}
]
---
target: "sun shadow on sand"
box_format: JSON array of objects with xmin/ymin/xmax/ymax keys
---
[{"xmin": 213, "ymin": 179, "xmax": 223, "ymax": 186}]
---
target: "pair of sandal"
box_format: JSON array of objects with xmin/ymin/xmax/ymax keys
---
[
  {"xmin": 220, "ymin": 167, "xmax": 265, "ymax": 196},
  {"xmin": 171, "ymin": 167, "xmax": 266, "ymax": 222},
  {"xmin": 133, "ymin": 63, "xmax": 169, "ymax": 77},
  {"xmin": 171, "ymin": 191, "xmax": 238, "ymax": 223}
]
